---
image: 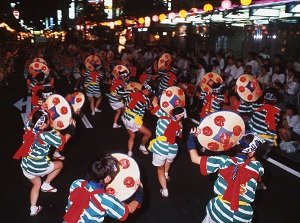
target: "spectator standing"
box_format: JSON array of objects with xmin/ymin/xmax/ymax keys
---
[{"xmin": 246, "ymin": 52, "xmax": 259, "ymax": 77}]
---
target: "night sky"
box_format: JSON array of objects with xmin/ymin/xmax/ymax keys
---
[{"xmin": 9, "ymin": 0, "xmax": 61, "ymax": 27}]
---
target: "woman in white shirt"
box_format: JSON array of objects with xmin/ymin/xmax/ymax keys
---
[
  {"xmin": 257, "ymin": 65, "xmax": 270, "ymax": 91},
  {"xmin": 284, "ymin": 70, "xmax": 300, "ymax": 107},
  {"xmin": 222, "ymin": 57, "xmax": 237, "ymax": 86},
  {"xmin": 294, "ymin": 56, "xmax": 300, "ymax": 73},
  {"xmin": 279, "ymin": 104, "xmax": 300, "ymax": 143},
  {"xmin": 195, "ymin": 58, "xmax": 206, "ymax": 86},
  {"xmin": 268, "ymin": 64, "xmax": 285, "ymax": 88},
  {"xmin": 211, "ymin": 59, "xmax": 221, "ymax": 75},
  {"xmin": 233, "ymin": 58, "xmax": 245, "ymax": 81}
]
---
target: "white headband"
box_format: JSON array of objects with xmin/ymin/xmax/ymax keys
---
[
  {"xmin": 238, "ymin": 133, "xmax": 266, "ymax": 153},
  {"xmin": 34, "ymin": 110, "xmax": 48, "ymax": 128}
]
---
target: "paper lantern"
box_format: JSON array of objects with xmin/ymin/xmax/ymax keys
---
[
  {"xmin": 169, "ymin": 12, "xmax": 176, "ymax": 20},
  {"xmin": 109, "ymin": 22, "xmax": 115, "ymax": 29},
  {"xmin": 203, "ymin": 4, "xmax": 213, "ymax": 12},
  {"xmin": 138, "ymin": 17, "xmax": 145, "ymax": 24},
  {"xmin": 221, "ymin": 0, "xmax": 232, "ymax": 9},
  {"xmin": 152, "ymin": 15, "xmax": 159, "ymax": 22},
  {"xmin": 154, "ymin": 34, "xmax": 160, "ymax": 41},
  {"xmin": 117, "ymin": 20, "xmax": 122, "ymax": 26},
  {"xmin": 240, "ymin": 0, "xmax": 252, "ymax": 6},
  {"xmin": 190, "ymin": 8, "xmax": 198, "ymax": 14},
  {"xmin": 145, "ymin": 16, "xmax": 151, "ymax": 27},
  {"xmin": 159, "ymin": 14, "xmax": 166, "ymax": 22},
  {"xmin": 179, "ymin": 10, "xmax": 187, "ymax": 18}
]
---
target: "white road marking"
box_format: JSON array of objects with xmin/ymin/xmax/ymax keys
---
[
  {"xmin": 14, "ymin": 98, "xmax": 27, "ymax": 111},
  {"xmin": 81, "ymin": 114, "xmax": 93, "ymax": 128},
  {"xmin": 14, "ymin": 96, "xmax": 31, "ymax": 125},
  {"xmin": 267, "ymin": 157, "xmax": 300, "ymax": 178}
]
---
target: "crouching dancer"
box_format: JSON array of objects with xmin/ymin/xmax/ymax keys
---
[
  {"xmin": 13, "ymin": 109, "xmax": 76, "ymax": 216},
  {"xmin": 63, "ymin": 154, "xmax": 143, "ymax": 223},
  {"xmin": 186, "ymin": 127, "xmax": 266, "ymax": 223}
]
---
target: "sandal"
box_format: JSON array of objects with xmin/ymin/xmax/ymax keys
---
[
  {"xmin": 41, "ymin": 186, "xmax": 57, "ymax": 193},
  {"xmin": 139, "ymin": 146, "xmax": 149, "ymax": 155},
  {"xmin": 53, "ymin": 154, "xmax": 65, "ymax": 160},
  {"xmin": 30, "ymin": 206, "xmax": 43, "ymax": 216},
  {"xmin": 160, "ymin": 189, "xmax": 169, "ymax": 198}
]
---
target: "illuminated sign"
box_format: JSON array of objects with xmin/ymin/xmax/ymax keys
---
[{"xmin": 88, "ymin": 0, "xmax": 103, "ymax": 4}]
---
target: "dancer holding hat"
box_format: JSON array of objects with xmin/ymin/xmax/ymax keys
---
[
  {"xmin": 186, "ymin": 127, "xmax": 266, "ymax": 223},
  {"xmin": 13, "ymin": 109, "xmax": 76, "ymax": 216},
  {"xmin": 121, "ymin": 83, "xmax": 153, "ymax": 156},
  {"xmin": 108, "ymin": 69, "xmax": 130, "ymax": 128},
  {"xmin": 148, "ymin": 96, "xmax": 185, "ymax": 197},
  {"xmin": 245, "ymin": 89, "xmax": 281, "ymax": 147},
  {"xmin": 84, "ymin": 56, "xmax": 104, "ymax": 116},
  {"xmin": 63, "ymin": 154, "xmax": 143, "ymax": 223}
]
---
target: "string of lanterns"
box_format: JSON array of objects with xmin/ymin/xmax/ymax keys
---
[{"xmin": 98, "ymin": 0, "xmax": 252, "ymax": 28}]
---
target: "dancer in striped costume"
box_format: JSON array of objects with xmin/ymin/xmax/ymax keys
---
[
  {"xmin": 199, "ymin": 83, "xmax": 225, "ymax": 119},
  {"xmin": 186, "ymin": 128, "xmax": 266, "ymax": 223},
  {"xmin": 241, "ymin": 90, "xmax": 280, "ymax": 146},
  {"xmin": 121, "ymin": 84, "xmax": 153, "ymax": 156},
  {"xmin": 157, "ymin": 66, "xmax": 179, "ymax": 96},
  {"xmin": 84, "ymin": 64, "xmax": 104, "ymax": 115},
  {"xmin": 108, "ymin": 70, "xmax": 130, "ymax": 128},
  {"xmin": 148, "ymin": 98, "xmax": 185, "ymax": 197},
  {"xmin": 13, "ymin": 109, "xmax": 76, "ymax": 216},
  {"xmin": 63, "ymin": 154, "xmax": 143, "ymax": 223}
]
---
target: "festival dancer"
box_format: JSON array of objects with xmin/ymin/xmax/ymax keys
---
[
  {"xmin": 84, "ymin": 59, "xmax": 104, "ymax": 116},
  {"xmin": 199, "ymin": 82, "xmax": 225, "ymax": 120},
  {"xmin": 148, "ymin": 96, "xmax": 185, "ymax": 197},
  {"xmin": 108, "ymin": 69, "xmax": 130, "ymax": 128},
  {"xmin": 186, "ymin": 128, "xmax": 266, "ymax": 223},
  {"xmin": 63, "ymin": 154, "xmax": 143, "ymax": 223},
  {"xmin": 247, "ymin": 89, "xmax": 281, "ymax": 147},
  {"xmin": 157, "ymin": 65, "xmax": 179, "ymax": 96},
  {"xmin": 121, "ymin": 83, "xmax": 153, "ymax": 156},
  {"xmin": 13, "ymin": 109, "xmax": 76, "ymax": 216}
]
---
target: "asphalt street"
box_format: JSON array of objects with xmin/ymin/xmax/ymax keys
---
[{"xmin": 1, "ymin": 63, "xmax": 300, "ymax": 223}]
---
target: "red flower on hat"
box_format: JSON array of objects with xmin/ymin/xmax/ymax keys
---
[
  {"xmin": 119, "ymin": 158, "xmax": 130, "ymax": 169},
  {"xmin": 162, "ymin": 101, "xmax": 169, "ymax": 108},
  {"xmin": 223, "ymin": 141, "xmax": 233, "ymax": 151},
  {"xmin": 106, "ymin": 187, "xmax": 116, "ymax": 196},
  {"xmin": 208, "ymin": 142, "xmax": 219, "ymax": 151},
  {"xmin": 233, "ymin": 125, "xmax": 242, "ymax": 136},
  {"xmin": 216, "ymin": 77, "xmax": 222, "ymax": 83},
  {"xmin": 52, "ymin": 97, "xmax": 60, "ymax": 105},
  {"xmin": 208, "ymin": 80, "xmax": 214, "ymax": 86},
  {"xmin": 219, "ymin": 133, "xmax": 230, "ymax": 144},
  {"xmin": 57, "ymin": 120, "xmax": 64, "ymax": 128},
  {"xmin": 48, "ymin": 110, "xmax": 55, "ymax": 118},
  {"xmin": 60, "ymin": 106, "xmax": 68, "ymax": 115},
  {"xmin": 202, "ymin": 126, "xmax": 213, "ymax": 136},
  {"xmin": 123, "ymin": 176, "xmax": 135, "ymax": 188},
  {"xmin": 214, "ymin": 115, "xmax": 225, "ymax": 127},
  {"xmin": 240, "ymin": 76, "xmax": 246, "ymax": 82},
  {"xmin": 178, "ymin": 89, "xmax": 184, "ymax": 95},
  {"xmin": 239, "ymin": 86, "xmax": 245, "ymax": 93},
  {"xmin": 174, "ymin": 99, "xmax": 180, "ymax": 106},
  {"xmin": 76, "ymin": 98, "xmax": 82, "ymax": 103},
  {"xmin": 166, "ymin": 90, "xmax": 173, "ymax": 97},
  {"xmin": 247, "ymin": 94, "xmax": 253, "ymax": 101}
]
